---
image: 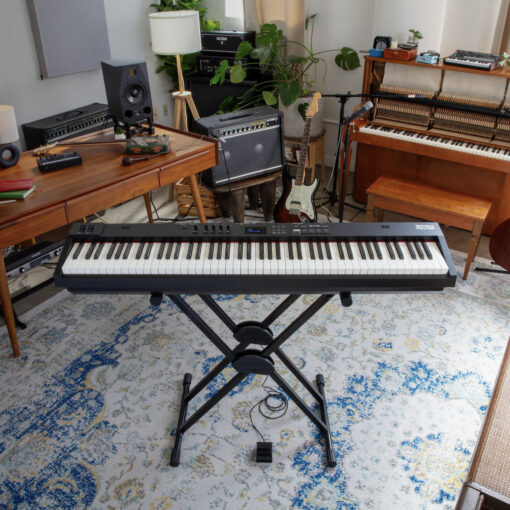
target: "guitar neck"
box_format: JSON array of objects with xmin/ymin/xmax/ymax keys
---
[{"xmin": 295, "ymin": 117, "xmax": 313, "ymax": 186}]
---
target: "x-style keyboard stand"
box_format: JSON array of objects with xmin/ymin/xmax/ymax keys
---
[{"xmin": 161, "ymin": 292, "xmax": 352, "ymax": 468}]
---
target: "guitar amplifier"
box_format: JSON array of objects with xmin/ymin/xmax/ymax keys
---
[
  {"xmin": 22, "ymin": 103, "xmax": 113, "ymax": 150},
  {"xmin": 201, "ymin": 30, "xmax": 256, "ymax": 55},
  {"xmin": 193, "ymin": 105, "xmax": 284, "ymax": 187},
  {"xmin": 196, "ymin": 54, "xmax": 257, "ymax": 78}
]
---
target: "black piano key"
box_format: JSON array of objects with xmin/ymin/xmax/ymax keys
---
[
  {"xmin": 365, "ymin": 241, "xmax": 374, "ymax": 260},
  {"xmin": 123, "ymin": 243, "xmax": 133, "ymax": 260},
  {"xmin": 337, "ymin": 242, "xmax": 345, "ymax": 259},
  {"xmin": 276, "ymin": 242, "xmax": 281, "ymax": 260},
  {"xmin": 106, "ymin": 242, "xmax": 117, "ymax": 260},
  {"xmin": 165, "ymin": 243, "xmax": 173, "ymax": 259},
  {"xmin": 114, "ymin": 242, "xmax": 125, "ymax": 260},
  {"xmin": 385, "ymin": 241, "xmax": 395, "ymax": 260},
  {"xmin": 358, "ymin": 242, "xmax": 366, "ymax": 260},
  {"xmin": 267, "ymin": 242, "xmax": 272, "ymax": 260},
  {"xmin": 394, "ymin": 241, "xmax": 404, "ymax": 260},
  {"xmin": 157, "ymin": 242, "xmax": 165, "ymax": 260},
  {"xmin": 414, "ymin": 241, "xmax": 424, "ymax": 259},
  {"xmin": 73, "ymin": 242, "xmax": 84, "ymax": 259},
  {"xmin": 173, "ymin": 243, "xmax": 181, "ymax": 260},
  {"xmin": 296, "ymin": 242, "xmax": 303, "ymax": 260},
  {"xmin": 316, "ymin": 242, "xmax": 324, "ymax": 260},
  {"xmin": 307, "ymin": 242, "xmax": 314, "ymax": 260},
  {"xmin": 422, "ymin": 241, "xmax": 433, "ymax": 260},
  {"xmin": 85, "ymin": 242, "xmax": 96, "ymax": 260},
  {"xmin": 187, "ymin": 242, "xmax": 194, "ymax": 260},
  {"xmin": 208, "ymin": 242, "xmax": 215, "ymax": 260},
  {"xmin": 373, "ymin": 242, "xmax": 383, "ymax": 260},
  {"xmin": 144, "ymin": 243, "xmax": 153, "ymax": 260},
  {"xmin": 238, "ymin": 242, "xmax": 243, "ymax": 260},
  {"xmin": 216, "ymin": 242, "xmax": 222, "ymax": 259},
  {"xmin": 225, "ymin": 242, "xmax": 230, "ymax": 260},
  {"xmin": 247, "ymin": 242, "xmax": 252, "ymax": 260},
  {"xmin": 259, "ymin": 242, "xmax": 264, "ymax": 260},
  {"xmin": 195, "ymin": 242, "xmax": 202, "ymax": 259},
  {"xmin": 324, "ymin": 242, "xmax": 332, "ymax": 260},
  {"xmin": 406, "ymin": 241, "xmax": 417, "ymax": 260},
  {"xmin": 288, "ymin": 242, "xmax": 294, "ymax": 260},
  {"xmin": 93, "ymin": 243, "xmax": 105, "ymax": 260},
  {"xmin": 136, "ymin": 242, "xmax": 145, "ymax": 260},
  {"xmin": 346, "ymin": 242, "xmax": 353, "ymax": 260}
]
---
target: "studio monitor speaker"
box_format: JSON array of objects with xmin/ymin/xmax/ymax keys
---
[{"xmin": 101, "ymin": 59, "xmax": 153, "ymax": 134}]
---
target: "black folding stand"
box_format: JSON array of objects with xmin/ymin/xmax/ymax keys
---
[{"xmin": 163, "ymin": 292, "xmax": 353, "ymax": 468}]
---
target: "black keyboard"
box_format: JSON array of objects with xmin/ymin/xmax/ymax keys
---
[
  {"xmin": 37, "ymin": 152, "xmax": 82, "ymax": 172},
  {"xmin": 54, "ymin": 222, "xmax": 457, "ymax": 294}
]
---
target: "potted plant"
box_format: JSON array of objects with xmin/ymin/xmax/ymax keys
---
[
  {"xmin": 211, "ymin": 15, "xmax": 360, "ymax": 137},
  {"xmin": 151, "ymin": 0, "xmax": 220, "ymax": 85},
  {"xmin": 500, "ymin": 52, "xmax": 510, "ymax": 72},
  {"xmin": 407, "ymin": 28, "xmax": 423, "ymax": 47}
]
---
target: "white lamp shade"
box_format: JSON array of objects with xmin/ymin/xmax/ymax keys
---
[
  {"xmin": 149, "ymin": 11, "xmax": 202, "ymax": 55},
  {"xmin": 0, "ymin": 105, "xmax": 19, "ymax": 144}
]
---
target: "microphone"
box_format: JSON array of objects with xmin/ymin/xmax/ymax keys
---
[{"xmin": 344, "ymin": 101, "xmax": 374, "ymax": 124}]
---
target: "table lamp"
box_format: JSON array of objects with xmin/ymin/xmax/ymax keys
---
[
  {"xmin": 149, "ymin": 10, "xmax": 201, "ymax": 131},
  {"xmin": 0, "ymin": 105, "xmax": 20, "ymax": 168}
]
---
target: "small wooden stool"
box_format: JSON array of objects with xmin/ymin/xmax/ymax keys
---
[
  {"xmin": 284, "ymin": 129, "xmax": 326, "ymax": 181},
  {"xmin": 212, "ymin": 171, "xmax": 281, "ymax": 222},
  {"xmin": 365, "ymin": 176, "xmax": 492, "ymax": 280}
]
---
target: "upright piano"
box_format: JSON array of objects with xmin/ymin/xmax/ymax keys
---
[{"xmin": 351, "ymin": 56, "xmax": 510, "ymax": 234}]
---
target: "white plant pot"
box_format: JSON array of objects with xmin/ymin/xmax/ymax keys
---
[{"xmin": 279, "ymin": 96, "xmax": 324, "ymax": 138}]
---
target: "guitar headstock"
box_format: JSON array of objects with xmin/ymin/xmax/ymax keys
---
[{"xmin": 306, "ymin": 92, "xmax": 322, "ymax": 118}]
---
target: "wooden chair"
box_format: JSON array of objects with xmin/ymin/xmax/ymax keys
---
[{"xmin": 365, "ymin": 176, "xmax": 492, "ymax": 279}]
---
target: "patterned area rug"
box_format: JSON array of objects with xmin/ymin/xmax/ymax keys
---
[{"xmin": 0, "ymin": 251, "xmax": 509, "ymax": 509}]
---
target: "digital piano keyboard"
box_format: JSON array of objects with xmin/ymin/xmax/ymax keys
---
[{"xmin": 54, "ymin": 222, "xmax": 457, "ymax": 294}]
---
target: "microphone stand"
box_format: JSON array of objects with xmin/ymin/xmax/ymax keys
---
[{"xmin": 322, "ymin": 92, "xmax": 371, "ymax": 222}]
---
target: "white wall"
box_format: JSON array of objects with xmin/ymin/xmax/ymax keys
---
[
  {"xmin": 0, "ymin": 0, "xmax": 174, "ymax": 149},
  {"xmin": 441, "ymin": 0, "xmax": 502, "ymax": 56}
]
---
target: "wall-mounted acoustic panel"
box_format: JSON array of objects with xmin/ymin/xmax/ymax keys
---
[{"xmin": 26, "ymin": 0, "xmax": 111, "ymax": 79}]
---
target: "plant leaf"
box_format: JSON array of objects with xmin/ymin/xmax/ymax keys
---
[
  {"xmin": 230, "ymin": 63, "xmax": 246, "ymax": 83},
  {"xmin": 236, "ymin": 41, "xmax": 253, "ymax": 59},
  {"xmin": 262, "ymin": 90, "xmax": 278, "ymax": 105},
  {"xmin": 279, "ymin": 80, "xmax": 301, "ymax": 106},
  {"xmin": 210, "ymin": 59, "xmax": 229, "ymax": 85},
  {"xmin": 298, "ymin": 102, "xmax": 308, "ymax": 121},
  {"xmin": 287, "ymin": 55, "xmax": 307, "ymax": 64},
  {"xmin": 305, "ymin": 14, "xmax": 317, "ymax": 31},
  {"xmin": 335, "ymin": 47, "xmax": 361, "ymax": 71}
]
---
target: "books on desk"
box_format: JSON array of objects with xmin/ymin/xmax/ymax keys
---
[{"xmin": 0, "ymin": 178, "xmax": 35, "ymax": 200}]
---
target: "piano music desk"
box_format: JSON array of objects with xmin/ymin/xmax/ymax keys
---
[
  {"xmin": 0, "ymin": 126, "xmax": 218, "ymax": 358},
  {"xmin": 365, "ymin": 176, "xmax": 492, "ymax": 279}
]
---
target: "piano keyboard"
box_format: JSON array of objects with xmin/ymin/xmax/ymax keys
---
[
  {"xmin": 54, "ymin": 222, "xmax": 457, "ymax": 294},
  {"xmin": 359, "ymin": 124, "xmax": 510, "ymax": 162}
]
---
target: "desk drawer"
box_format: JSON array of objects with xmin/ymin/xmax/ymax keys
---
[
  {"xmin": 66, "ymin": 171, "xmax": 159, "ymax": 222},
  {"xmin": 159, "ymin": 150, "xmax": 217, "ymax": 186},
  {"xmin": 0, "ymin": 204, "xmax": 67, "ymax": 248}
]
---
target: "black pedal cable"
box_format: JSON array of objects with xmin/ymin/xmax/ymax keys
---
[{"xmin": 249, "ymin": 375, "xmax": 289, "ymax": 442}]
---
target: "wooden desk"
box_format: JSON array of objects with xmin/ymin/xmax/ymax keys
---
[{"xmin": 0, "ymin": 126, "xmax": 218, "ymax": 357}]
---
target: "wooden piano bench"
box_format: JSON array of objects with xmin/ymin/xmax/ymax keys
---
[
  {"xmin": 455, "ymin": 338, "xmax": 510, "ymax": 510},
  {"xmin": 365, "ymin": 176, "xmax": 492, "ymax": 280}
]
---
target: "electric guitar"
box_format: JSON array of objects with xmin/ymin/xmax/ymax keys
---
[{"xmin": 274, "ymin": 92, "xmax": 321, "ymax": 223}]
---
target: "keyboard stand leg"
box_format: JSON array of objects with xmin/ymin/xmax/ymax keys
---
[{"xmin": 167, "ymin": 293, "xmax": 337, "ymax": 468}]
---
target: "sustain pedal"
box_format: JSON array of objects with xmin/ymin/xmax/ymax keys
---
[{"xmin": 37, "ymin": 152, "xmax": 82, "ymax": 172}]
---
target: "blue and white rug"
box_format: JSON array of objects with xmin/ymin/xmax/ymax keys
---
[{"xmin": 0, "ymin": 251, "xmax": 509, "ymax": 509}]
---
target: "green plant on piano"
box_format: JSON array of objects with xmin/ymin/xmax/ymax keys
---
[{"xmin": 500, "ymin": 52, "xmax": 510, "ymax": 70}]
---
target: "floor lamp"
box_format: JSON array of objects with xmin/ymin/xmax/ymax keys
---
[{"xmin": 149, "ymin": 10, "xmax": 203, "ymax": 207}]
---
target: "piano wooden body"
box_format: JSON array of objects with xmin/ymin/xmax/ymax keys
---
[{"xmin": 351, "ymin": 56, "xmax": 510, "ymax": 235}]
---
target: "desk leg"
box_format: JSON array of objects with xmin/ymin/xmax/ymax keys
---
[
  {"xmin": 143, "ymin": 193, "xmax": 154, "ymax": 224},
  {"xmin": 188, "ymin": 174, "xmax": 206, "ymax": 223},
  {"xmin": 0, "ymin": 256, "xmax": 20, "ymax": 357}
]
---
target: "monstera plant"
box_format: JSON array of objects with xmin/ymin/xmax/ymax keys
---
[{"xmin": 211, "ymin": 15, "xmax": 360, "ymax": 120}]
